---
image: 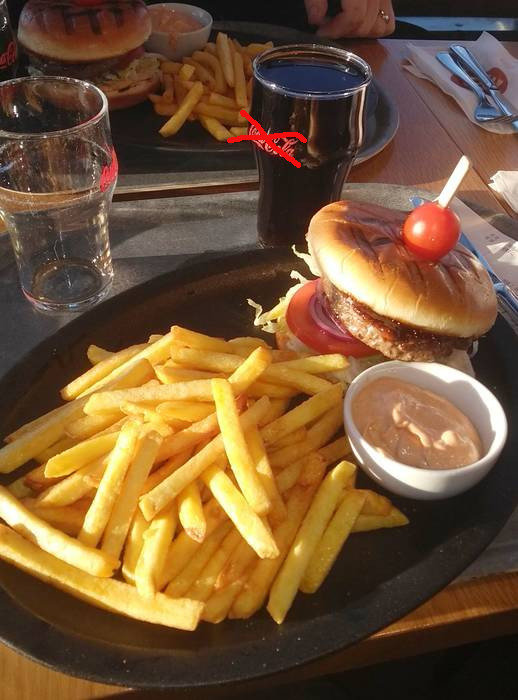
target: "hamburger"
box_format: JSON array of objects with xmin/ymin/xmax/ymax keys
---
[
  {"xmin": 17, "ymin": 0, "xmax": 161, "ymax": 110},
  {"xmin": 250, "ymin": 200, "xmax": 497, "ymax": 381}
]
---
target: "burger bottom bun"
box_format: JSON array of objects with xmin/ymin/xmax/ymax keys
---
[{"xmin": 102, "ymin": 74, "xmax": 161, "ymax": 111}]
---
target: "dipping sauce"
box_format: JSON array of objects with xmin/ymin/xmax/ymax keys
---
[
  {"xmin": 352, "ymin": 377, "xmax": 483, "ymax": 470},
  {"xmin": 149, "ymin": 6, "xmax": 204, "ymax": 34}
]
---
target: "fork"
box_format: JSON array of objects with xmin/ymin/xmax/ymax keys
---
[{"xmin": 436, "ymin": 52, "xmax": 518, "ymax": 123}]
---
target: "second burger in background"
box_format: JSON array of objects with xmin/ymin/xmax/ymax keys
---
[{"xmin": 17, "ymin": 0, "xmax": 161, "ymax": 110}]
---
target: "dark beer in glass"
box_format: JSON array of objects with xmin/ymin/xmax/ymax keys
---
[{"xmin": 251, "ymin": 45, "xmax": 371, "ymax": 246}]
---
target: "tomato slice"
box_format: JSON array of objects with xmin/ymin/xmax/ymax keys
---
[{"xmin": 285, "ymin": 280, "xmax": 376, "ymax": 357}]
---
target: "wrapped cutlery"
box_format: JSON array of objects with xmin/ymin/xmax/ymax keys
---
[{"xmin": 404, "ymin": 32, "xmax": 518, "ymax": 134}]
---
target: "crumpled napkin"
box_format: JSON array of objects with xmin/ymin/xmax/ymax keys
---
[
  {"xmin": 450, "ymin": 197, "xmax": 518, "ymax": 295},
  {"xmin": 404, "ymin": 32, "xmax": 518, "ymax": 134},
  {"xmin": 489, "ymin": 171, "xmax": 518, "ymax": 213},
  {"xmin": 451, "ymin": 196, "xmax": 518, "ymax": 334}
]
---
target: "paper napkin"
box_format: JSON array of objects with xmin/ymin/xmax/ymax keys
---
[
  {"xmin": 404, "ymin": 32, "xmax": 518, "ymax": 134},
  {"xmin": 451, "ymin": 196, "xmax": 518, "ymax": 295},
  {"xmin": 451, "ymin": 197, "xmax": 518, "ymax": 335},
  {"xmin": 489, "ymin": 171, "xmax": 518, "ymax": 213}
]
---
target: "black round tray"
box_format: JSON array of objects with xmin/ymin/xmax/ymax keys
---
[{"xmin": 0, "ymin": 249, "xmax": 516, "ymax": 689}]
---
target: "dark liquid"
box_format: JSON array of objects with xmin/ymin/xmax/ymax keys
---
[
  {"xmin": 258, "ymin": 61, "xmax": 365, "ymax": 94},
  {"xmin": 252, "ymin": 57, "xmax": 369, "ymax": 247}
]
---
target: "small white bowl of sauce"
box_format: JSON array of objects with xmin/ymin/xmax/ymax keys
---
[
  {"xmin": 344, "ymin": 361, "xmax": 508, "ymax": 500},
  {"xmin": 145, "ymin": 3, "xmax": 213, "ymax": 61}
]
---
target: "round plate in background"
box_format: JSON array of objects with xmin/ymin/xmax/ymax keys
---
[{"xmin": 110, "ymin": 22, "xmax": 399, "ymax": 168}]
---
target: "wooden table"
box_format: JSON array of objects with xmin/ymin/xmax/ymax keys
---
[{"xmin": 1, "ymin": 38, "xmax": 517, "ymax": 700}]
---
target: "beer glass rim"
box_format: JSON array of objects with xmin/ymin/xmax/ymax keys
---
[
  {"xmin": 0, "ymin": 76, "xmax": 108, "ymax": 139},
  {"xmin": 253, "ymin": 44, "xmax": 372, "ymax": 99}
]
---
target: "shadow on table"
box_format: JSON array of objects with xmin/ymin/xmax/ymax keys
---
[{"xmin": 106, "ymin": 633, "xmax": 518, "ymax": 700}]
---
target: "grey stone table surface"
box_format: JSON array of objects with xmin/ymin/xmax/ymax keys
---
[{"xmin": 0, "ymin": 183, "xmax": 517, "ymax": 584}]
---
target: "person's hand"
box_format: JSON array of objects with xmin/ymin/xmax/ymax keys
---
[{"xmin": 304, "ymin": 0, "xmax": 395, "ymax": 38}]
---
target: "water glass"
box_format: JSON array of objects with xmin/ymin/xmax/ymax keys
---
[{"xmin": 0, "ymin": 76, "xmax": 117, "ymax": 312}]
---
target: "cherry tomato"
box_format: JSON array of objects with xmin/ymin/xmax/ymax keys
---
[
  {"xmin": 286, "ymin": 281, "xmax": 376, "ymax": 358},
  {"xmin": 402, "ymin": 203, "xmax": 460, "ymax": 261}
]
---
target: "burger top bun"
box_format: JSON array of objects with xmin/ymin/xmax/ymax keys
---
[
  {"xmin": 307, "ymin": 200, "xmax": 497, "ymax": 339},
  {"xmin": 18, "ymin": 0, "xmax": 152, "ymax": 62}
]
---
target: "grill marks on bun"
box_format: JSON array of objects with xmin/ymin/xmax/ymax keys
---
[
  {"xmin": 18, "ymin": 0, "xmax": 152, "ymax": 62},
  {"xmin": 307, "ymin": 201, "xmax": 497, "ymax": 339}
]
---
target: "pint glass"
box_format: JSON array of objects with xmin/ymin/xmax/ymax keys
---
[
  {"xmin": 0, "ymin": 77, "xmax": 116, "ymax": 312},
  {"xmin": 251, "ymin": 45, "xmax": 372, "ymax": 247}
]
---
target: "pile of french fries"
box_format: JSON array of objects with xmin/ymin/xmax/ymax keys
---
[
  {"xmin": 0, "ymin": 326, "xmax": 408, "ymax": 630},
  {"xmin": 151, "ymin": 32, "xmax": 272, "ymax": 140}
]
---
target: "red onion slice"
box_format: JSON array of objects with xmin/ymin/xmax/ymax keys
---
[{"xmin": 308, "ymin": 281, "xmax": 354, "ymax": 341}]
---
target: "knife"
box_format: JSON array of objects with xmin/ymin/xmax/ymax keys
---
[
  {"xmin": 410, "ymin": 196, "xmax": 518, "ymax": 321},
  {"xmin": 449, "ymin": 45, "xmax": 517, "ymax": 120}
]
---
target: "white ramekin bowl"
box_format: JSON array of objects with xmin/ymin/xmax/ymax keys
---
[
  {"xmin": 344, "ymin": 361, "xmax": 508, "ymax": 500},
  {"xmin": 145, "ymin": 3, "xmax": 213, "ymax": 61}
]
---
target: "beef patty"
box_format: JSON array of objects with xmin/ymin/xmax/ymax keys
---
[{"xmin": 322, "ymin": 278, "xmax": 472, "ymax": 362}]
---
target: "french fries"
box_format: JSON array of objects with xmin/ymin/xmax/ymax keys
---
[
  {"xmin": 300, "ymin": 489, "xmax": 367, "ymax": 593},
  {"xmin": 0, "ymin": 525, "xmax": 202, "ymax": 630},
  {"xmin": 139, "ymin": 396, "xmax": 270, "ymax": 521},
  {"xmin": 261, "ymin": 384, "xmax": 343, "ymax": 446},
  {"xmin": 0, "ymin": 486, "xmax": 118, "ymax": 577},
  {"xmin": 193, "ymin": 50, "xmax": 226, "ymax": 93},
  {"xmin": 134, "ymin": 504, "xmax": 177, "ymax": 598},
  {"xmin": 267, "ymin": 461, "xmax": 356, "ymax": 623},
  {"xmin": 159, "ymin": 81, "xmax": 205, "ymax": 137},
  {"xmin": 231, "ymin": 457, "xmax": 325, "ymax": 619},
  {"xmin": 61, "ymin": 344, "xmax": 149, "ymax": 400},
  {"xmin": 150, "ymin": 32, "xmax": 256, "ymax": 140},
  {"xmin": 212, "ymin": 378, "xmax": 270, "ymax": 515},
  {"xmin": 165, "ymin": 521, "xmax": 233, "ymax": 598},
  {"xmin": 201, "ymin": 462, "xmax": 279, "ymax": 559},
  {"xmin": 122, "ymin": 509, "xmax": 148, "ymax": 584},
  {"xmin": 102, "ymin": 430, "xmax": 163, "ymax": 560},
  {"xmin": 233, "ymin": 51, "xmax": 247, "ymax": 109},
  {"xmin": 0, "ymin": 323, "xmax": 408, "ymax": 630},
  {"xmin": 78, "ymin": 419, "xmax": 141, "ymax": 548},
  {"xmin": 177, "ymin": 480, "xmax": 206, "ymax": 542},
  {"xmin": 199, "ymin": 115, "xmax": 232, "ymax": 142},
  {"xmin": 45, "ymin": 432, "xmax": 119, "ymax": 478},
  {"xmin": 216, "ymin": 32, "xmax": 235, "ymax": 87}
]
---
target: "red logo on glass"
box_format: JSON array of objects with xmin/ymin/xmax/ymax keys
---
[
  {"xmin": 100, "ymin": 148, "xmax": 118, "ymax": 192},
  {"xmin": 0, "ymin": 41, "xmax": 17, "ymax": 69},
  {"xmin": 227, "ymin": 109, "xmax": 307, "ymax": 168}
]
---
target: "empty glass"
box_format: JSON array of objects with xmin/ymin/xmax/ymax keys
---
[{"xmin": 0, "ymin": 76, "xmax": 117, "ymax": 312}]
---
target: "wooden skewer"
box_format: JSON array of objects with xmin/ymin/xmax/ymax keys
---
[{"xmin": 436, "ymin": 155, "xmax": 471, "ymax": 208}]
